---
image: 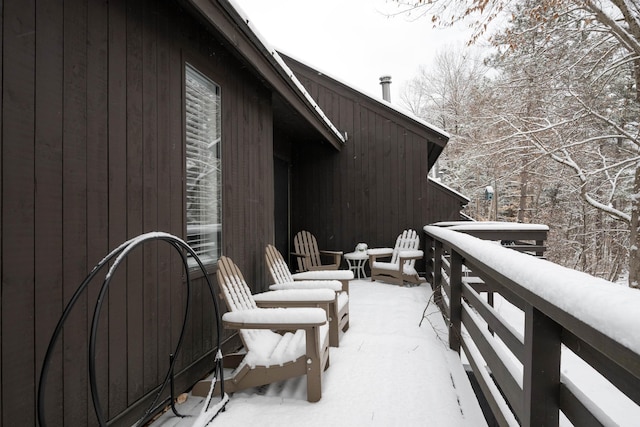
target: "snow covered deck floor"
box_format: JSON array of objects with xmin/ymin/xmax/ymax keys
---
[{"xmin": 152, "ymin": 279, "xmax": 487, "ymax": 426}]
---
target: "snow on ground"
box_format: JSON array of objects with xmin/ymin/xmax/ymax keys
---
[
  {"xmin": 153, "ymin": 267, "xmax": 640, "ymax": 426},
  {"xmin": 153, "ymin": 280, "xmax": 487, "ymax": 427}
]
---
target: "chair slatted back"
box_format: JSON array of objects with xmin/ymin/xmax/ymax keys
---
[
  {"xmin": 265, "ymin": 244, "xmax": 294, "ymax": 284},
  {"xmin": 390, "ymin": 229, "xmax": 420, "ymax": 266},
  {"xmin": 217, "ymin": 256, "xmax": 258, "ymax": 312},
  {"xmin": 293, "ymin": 231, "xmax": 322, "ymax": 272},
  {"xmin": 217, "ymin": 256, "xmax": 276, "ymax": 349}
]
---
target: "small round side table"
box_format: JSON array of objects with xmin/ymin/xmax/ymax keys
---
[{"xmin": 344, "ymin": 251, "xmax": 369, "ymax": 279}]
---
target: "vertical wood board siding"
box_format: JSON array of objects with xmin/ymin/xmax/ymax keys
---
[
  {"xmin": 1, "ymin": 0, "xmax": 275, "ymax": 424},
  {"xmin": 285, "ymin": 56, "xmax": 463, "ymax": 273},
  {"xmin": 3, "ymin": 0, "xmax": 36, "ymax": 424}
]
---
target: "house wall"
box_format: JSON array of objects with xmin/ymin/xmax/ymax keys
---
[
  {"xmin": 427, "ymin": 179, "xmax": 469, "ymax": 222},
  {"xmin": 286, "ymin": 60, "xmax": 461, "ymax": 267},
  {"xmin": 1, "ymin": 0, "xmax": 274, "ymax": 424}
]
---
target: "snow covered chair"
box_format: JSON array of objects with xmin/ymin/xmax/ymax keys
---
[
  {"xmin": 192, "ymin": 256, "xmax": 331, "ymax": 402},
  {"xmin": 266, "ymin": 244, "xmax": 350, "ymax": 346},
  {"xmin": 292, "ymin": 230, "xmax": 342, "ymax": 272},
  {"xmin": 368, "ymin": 229, "xmax": 425, "ymax": 286}
]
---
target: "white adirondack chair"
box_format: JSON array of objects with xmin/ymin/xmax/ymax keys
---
[
  {"xmin": 368, "ymin": 229, "xmax": 425, "ymax": 286},
  {"xmin": 265, "ymin": 244, "xmax": 349, "ymax": 347},
  {"xmin": 192, "ymin": 256, "xmax": 331, "ymax": 402}
]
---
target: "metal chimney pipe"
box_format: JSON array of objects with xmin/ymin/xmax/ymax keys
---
[{"xmin": 379, "ymin": 75, "xmax": 392, "ymax": 102}]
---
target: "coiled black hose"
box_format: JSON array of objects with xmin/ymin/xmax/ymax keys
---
[{"xmin": 37, "ymin": 232, "xmax": 225, "ymax": 426}]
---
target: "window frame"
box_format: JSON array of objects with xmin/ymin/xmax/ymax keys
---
[{"xmin": 183, "ymin": 61, "xmax": 222, "ymax": 269}]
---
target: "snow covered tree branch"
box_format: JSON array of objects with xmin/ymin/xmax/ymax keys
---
[{"xmin": 397, "ymin": 0, "xmax": 640, "ymax": 286}]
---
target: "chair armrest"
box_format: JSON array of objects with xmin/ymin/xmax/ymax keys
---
[
  {"xmin": 253, "ymin": 289, "xmax": 336, "ymax": 304},
  {"xmin": 292, "ymin": 270, "xmax": 354, "ymax": 281},
  {"xmin": 269, "ymin": 281, "xmax": 343, "ymax": 292},
  {"xmin": 368, "ymin": 247, "xmax": 393, "ymax": 262},
  {"xmin": 222, "ymin": 307, "xmax": 326, "ymax": 330},
  {"xmin": 398, "ymin": 250, "xmax": 424, "ymax": 261},
  {"xmin": 319, "ymin": 250, "xmax": 342, "ymax": 267},
  {"xmin": 319, "ymin": 250, "xmax": 343, "ymax": 256},
  {"xmin": 290, "ymin": 252, "xmax": 308, "ymax": 259},
  {"xmin": 367, "ymin": 248, "xmax": 393, "ymax": 256}
]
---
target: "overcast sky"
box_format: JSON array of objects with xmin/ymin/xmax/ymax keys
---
[{"xmin": 233, "ymin": 0, "xmax": 472, "ymax": 105}]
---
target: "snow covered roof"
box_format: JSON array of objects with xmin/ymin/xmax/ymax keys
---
[
  {"xmin": 227, "ymin": 0, "xmax": 345, "ymax": 145},
  {"xmin": 278, "ymin": 50, "xmax": 450, "ymax": 140},
  {"xmin": 428, "ymin": 177, "xmax": 471, "ymax": 203},
  {"xmin": 188, "ymin": 0, "xmax": 345, "ymax": 148},
  {"xmin": 189, "ymin": 0, "xmax": 453, "ymax": 164}
]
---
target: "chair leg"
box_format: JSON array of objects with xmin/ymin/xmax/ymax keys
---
[
  {"xmin": 306, "ymin": 359, "xmax": 322, "ymax": 403},
  {"xmin": 305, "ymin": 325, "xmax": 322, "ymax": 402},
  {"xmin": 340, "ymin": 279, "xmax": 350, "ymax": 294},
  {"xmin": 328, "ymin": 314, "xmax": 339, "ymax": 347}
]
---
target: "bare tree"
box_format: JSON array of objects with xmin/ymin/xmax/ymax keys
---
[
  {"xmin": 401, "ymin": 48, "xmax": 487, "ymax": 134},
  {"xmin": 398, "ymin": 0, "xmax": 640, "ymax": 287}
]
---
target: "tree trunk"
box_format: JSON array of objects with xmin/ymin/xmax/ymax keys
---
[
  {"xmin": 630, "ymin": 58, "xmax": 640, "ymax": 289},
  {"xmin": 518, "ymin": 169, "xmax": 528, "ymax": 223},
  {"xmin": 629, "ymin": 163, "xmax": 640, "ymax": 288}
]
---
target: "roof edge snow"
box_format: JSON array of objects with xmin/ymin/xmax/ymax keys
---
[
  {"xmin": 223, "ymin": 0, "xmax": 345, "ymax": 144},
  {"xmin": 186, "ymin": 0, "xmax": 346, "ymax": 148},
  {"xmin": 278, "ymin": 50, "xmax": 451, "ymax": 141}
]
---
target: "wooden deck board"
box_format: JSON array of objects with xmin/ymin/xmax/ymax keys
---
[{"xmin": 151, "ymin": 280, "xmax": 486, "ymax": 426}]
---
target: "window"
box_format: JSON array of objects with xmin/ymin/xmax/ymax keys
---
[{"xmin": 185, "ymin": 63, "xmax": 222, "ymax": 266}]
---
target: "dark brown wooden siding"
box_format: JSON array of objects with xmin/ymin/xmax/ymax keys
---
[
  {"xmin": 286, "ymin": 57, "xmax": 461, "ymax": 268},
  {"xmin": 1, "ymin": 0, "xmax": 274, "ymax": 424},
  {"xmin": 427, "ymin": 179, "xmax": 469, "ymax": 222}
]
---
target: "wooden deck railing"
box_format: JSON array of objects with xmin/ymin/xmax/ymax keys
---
[
  {"xmin": 430, "ymin": 221, "xmax": 548, "ymax": 258},
  {"xmin": 423, "ymin": 225, "xmax": 640, "ymax": 426}
]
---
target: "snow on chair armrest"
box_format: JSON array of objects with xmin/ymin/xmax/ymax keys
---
[
  {"xmin": 252, "ymin": 289, "xmax": 336, "ymax": 303},
  {"xmin": 222, "ymin": 307, "xmax": 327, "ymax": 329},
  {"xmin": 292, "ymin": 270, "xmax": 354, "ymax": 280},
  {"xmin": 319, "ymin": 250, "xmax": 343, "ymax": 255},
  {"xmin": 398, "ymin": 249, "xmax": 424, "ymax": 259},
  {"xmin": 367, "ymin": 248, "xmax": 394, "ymax": 256},
  {"xmin": 269, "ymin": 280, "xmax": 343, "ymax": 292}
]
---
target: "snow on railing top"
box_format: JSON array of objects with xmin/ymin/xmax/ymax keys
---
[
  {"xmin": 431, "ymin": 221, "xmax": 549, "ymax": 232},
  {"xmin": 424, "ymin": 225, "xmax": 640, "ymax": 355}
]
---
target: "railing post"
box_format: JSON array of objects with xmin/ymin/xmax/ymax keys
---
[
  {"xmin": 425, "ymin": 234, "xmax": 434, "ymax": 285},
  {"xmin": 536, "ymin": 239, "xmax": 544, "ymax": 257},
  {"xmin": 432, "ymin": 240, "xmax": 443, "ymax": 289},
  {"xmin": 430, "ymin": 239, "xmax": 445, "ymax": 313},
  {"xmin": 523, "ymin": 305, "xmax": 561, "ymax": 427},
  {"xmin": 449, "ymin": 250, "xmax": 462, "ymax": 354}
]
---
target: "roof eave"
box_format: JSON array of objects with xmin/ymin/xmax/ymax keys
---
[
  {"xmin": 185, "ymin": 0, "xmax": 345, "ymax": 150},
  {"xmin": 279, "ymin": 52, "xmax": 450, "ymax": 167}
]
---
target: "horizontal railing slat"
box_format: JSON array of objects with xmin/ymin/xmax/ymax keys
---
[
  {"xmin": 424, "ymin": 225, "xmax": 640, "ymax": 426},
  {"xmin": 559, "ymin": 383, "xmax": 606, "ymax": 427},
  {"xmin": 462, "ymin": 304, "xmax": 524, "ymax": 419},
  {"xmin": 562, "ymin": 329, "xmax": 640, "ymax": 406},
  {"xmin": 461, "ymin": 335, "xmax": 519, "ymax": 427},
  {"xmin": 461, "ymin": 282, "xmax": 525, "ymax": 362}
]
